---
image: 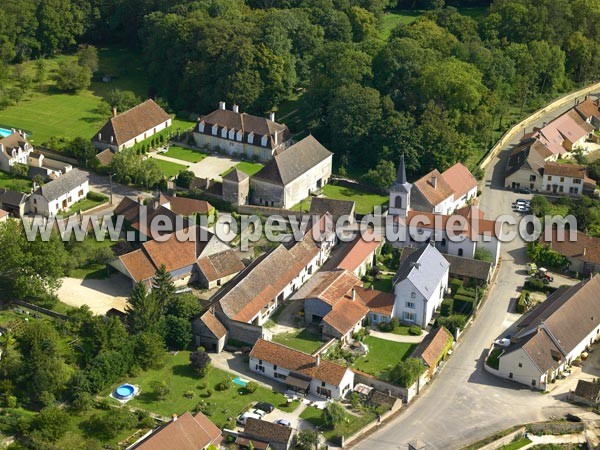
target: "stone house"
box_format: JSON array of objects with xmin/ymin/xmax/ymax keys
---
[
  {"xmin": 250, "ymin": 135, "xmax": 332, "ymax": 209},
  {"xmin": 0, "ymin": 131, "xmax": 32, "ymax": 173},
  {"xmin": 196, "ymin": 249, "xmax": 245, "ymax": 289},
  {"xmin": 541, "ymin": 162, "xmax": 593, "ymax": 196},
  {"xmin": 92, "ymin": 99, "xmax": 172, "ymax": 152},
  {"xmin": 540, "ymin": 229, "xmax": 600, "ymax": 275},
  {"xmin": 393, "ymin": 244, "xmax": 449, "ymax": 328},
  {"xmin": 29, "ymin": 168, "xmax": 89, "ymax": 217},
  {"xmin": 193, "ymin": 102, "xmax": 292, "ymax": 161},
  {"xmin": 222, "ymin": 168, "xmax": 250, "ymax": 206},
  {"xmin": 496, "ymin": 275, "xmax": 600, "ymax": 390},
  {"xmin": 239, "ymin": 419, "xmax": 294, "ymax": 450},
  {"xmin": 0, "ymin": 189, "xmax": 28, "ymax": 217},
  {"xmin": 249, "ymin": 338, "xmax": 355, "ymax": 399},
  {"xmin": 193, "ymin": 310, "xmax": 228, "ymax": 353}
]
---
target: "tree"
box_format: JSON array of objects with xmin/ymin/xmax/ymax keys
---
[
  {"xmin": 69, "ymin": 137, "xmax": 97, "ymax": 164},
  {"xmin": 134, "ymin": 332, "xmax": 166, "ymax": 370},
  {"xmin": 189, "ymin": 350, "xmax": 211, "ymax": 376},
  {"xmin": 125, "ymin": 282, "xmax": 163, "ymax": 334},
  {"xmin": 34, "ymin": 59, "xmax": 46, "ymax": 85},
  {"xmin": 83, "ymin": 409, "xmax": 138, "ymax": 440},
  {"xmin": 177, "ymin": 170, "xmax": 195, "ymax": 189},
  {"xmin": 324, "ymin": 401, "xmax": 346, "ymax": 426},
  {"xmin": 390, "ymin": 358, "xmax": 425, "ymax": 388},
  {"xmin": 76, "ymin": 45, "xmax": 99, "ymax": 73},
  {"xmin": 165, "ymin": 315, "xmax": 192, "ymax": 350},
  {"xmin": 30, "ymin": 406, "xmax": 69, "ymax": 442},
  {"xmin": 474, "ymin": 248, "xmax": 493, "ymax": 263},
  {"xmin": 295, "ymin": 429, "xmax": 318, "ymax": 450},
  {"xmin": 10, "ymin": 163, "xmax": 28, "ymax": 178},
  {"xmin": 107, "ymin": 89, "xmax": 141, "ymax": 113},
  {"xmin": 152, "ymin": 265, "xmax": 175, "ymax": 312},
  {"xmin": 166, "ymin": 293, "xmax": 202, "ymax": 319},
  {"xmin": 361, "ymin": 160, "xmax": 396, "ymax": 190},
  {"xmin": 54, "ymin": 60, "xmax": 91, "ymax": 92},
  {"xmin": 150, "ymin": 380, "xmax": 170, "ymax": 400}
]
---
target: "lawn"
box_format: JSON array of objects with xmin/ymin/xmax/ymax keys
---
[
  {"xmin": 0, "ymin": 47, "xmax": 195, "ymax": 145},
  {"xmin": 322, "ymin": 184, "xmax": 388, "ymax": 215},
  {"xmin": 364, "ymin": 274, "xmax": 394, "ymax": 293},
  {"xmin": 0, "ymin": 171, "xmax": 32, "ymax": 192},
  {"xmin": 62, "ymin": 195, "xmax": 108, "ymax": 217},
  {"xmin": 299, "ymin": 406, "xmax": 377, "ymax": 442},
  {"xmin": 151, "ymin": 157, "xmax": 189, "ymax": 177},
  {"xmin": 352, "ymin": 336, "xmax": 415, "ymax": 381},
  {"xmin": 110, "ymin": 351, "xmax": 298, "ymax": 427},
  {"xmin": 164, "ymin": 145, "xmax": 208, "ymax": 163},
  {"xmin": 379, "ymin": 11, "xmax": 422, "ymax": 40},
  {"xmin": 272, "ymin": 329, "xmax": 323, "ymax": 354},
  {"xmin": 222, "ymin": 161, "xmax": 264, "ymax": 177},
  {"xmin": 501, "ymin": 437, "xmax": 532, "ymax": 450},
  {"xmin": 486, "ymin": 348, "xmax": 502, "ymax": 370}
]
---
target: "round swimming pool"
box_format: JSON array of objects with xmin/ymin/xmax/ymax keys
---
[{"xmin": 114, "ymin": 384, "xmax": 135, "ymax": 400}]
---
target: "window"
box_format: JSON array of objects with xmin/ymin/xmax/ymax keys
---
[
  {"xmin": 518, "ymin": 363, "xmax": 522, "ymax": 368},
  {"xmin": 547, "ymin": 185, "xmax": 551, "ymax": 191},
  {"xmin": 574, "ymin": 178, "xmax": 582, "ymax": 184},
  {"xmin": 531, "ymin": 379, "xmax": 536, "ymax": 386},
  {"xmin": 274, "ymin": 373, "xmax": 286, "ymax": 380},
  {"xmin": 530, "ymin": 175, "xmax": 536, "ymax": 182},
  {"xmin": 411, "ymin": 292, "xmax": 416, "ymax": 298},
  {"xmin": 560, "ymin": 177, "xmax": 565, "ymax": 182},
  {"xmin": 403, "ymin": 311, "xmax": 416, "ymax": 322},
  {"xmin": 255, "ymin": 365, "xmax": 265, "ymax": 372},
  {"xmin": 547, "ymin": 175, "xmax": 552, "ymax": 181},
  {"xmin": 441, "ymin": 238, "xmax": 447, "ymax": 246},
  {"xmin": 317, "ymin": 386, "xmax": 332, "ymax": 398},
  {"xmin": 406, "ymin": 302, "xmax": 415, "ymax": 309},
  {"xmin": 458, "ymin": 249, "xmax": 463, "ymax": 257},
  {"xmin": 321, "ymin": 381, "xmax": 326, "ymax": 387},
  {"xmin": 395, "ymin": 196, "xmax": 402, "ymax": 209},
  {"xmin": 78, "ymin": 190, "xmax": 83, "ymax": 197},
  {"xmin": 509, "ymin": 372, "xmax": 513, "ymax": 379},
  {"xmin": 569, "ymin": 187, "xmax": 579, "ymax": 194},
  {"xmin": 559, "ymin": 186, "xmax": 564, "ymax": 193},
  {"xmin": 274, "ymin": 365, "xmax": 277, "ymax": 371}
]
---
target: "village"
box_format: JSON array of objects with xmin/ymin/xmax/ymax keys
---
[{"xmin": 2, "ymin": 88, "xmax": 600, "ymax": 450}]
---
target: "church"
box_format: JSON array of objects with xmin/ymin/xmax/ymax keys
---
[{"xmin": 386, "ymin": 155, "xmax": 501, "ymax": 266}]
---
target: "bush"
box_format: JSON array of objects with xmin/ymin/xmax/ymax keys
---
[
  {"xmin": 389, "ymin": 358, "xmax": 425, "ymax": 387},
  {"xmin": 516, "ymin": 290, "xmax": 531, "ymax": 314},
  {"xmin": 457, "ymin": 287, "xmax": 476, "ymax": 298},
  {"xmin": 440, "ymin": 299, "xmax": 453, "ymax": 317},
  {"xmin": 449, "ymin": 278, "xmax": 463, "ymax": 294},
  {"xmin": 436, "ymin": 315, "xmax": 467, "ymax": 335},
  {"xmin": 246, "ymin": 381, "xmax": 258, "ymax": 393},
  {"xmin": 378, "ymin": 321, "xmax": 393, "ymax": 332},
  {"xmin": 409, "ymin": 325, "xmax": 422, "ymax": 336},
  {"xmin": 215, "ymin": 378, "xmax": 232, "ymax": 391},
  {"xmin": 86, "ymin": 191, "xmax": 108, "ymax": 202},
  {"xmin": 453, "ymin": 295, "xmax": 475, "ymax": 315}
]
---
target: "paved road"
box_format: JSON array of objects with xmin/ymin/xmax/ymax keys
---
[{"xmin": 353, "ymin": 94, "xmax": 600, "ymax": 450}]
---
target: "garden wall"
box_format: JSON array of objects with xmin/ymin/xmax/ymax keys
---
[
  {"xmin": 236, "ymin": 204, "xmax": 307, "ymax": 218},
  {"xmin": 12, "ymin": 299, "xmax": 67, "ymax": 320},
  {"xmin": 352, "ymin": 371, "xmax": 429, "ymax": 403},
  {"xmin": 476, "ymin": 427, "xmax": 526, "ymax": 450}
]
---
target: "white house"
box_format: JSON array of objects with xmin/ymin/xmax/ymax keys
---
[
  {"xmin": 392, "ymin": 244, "xmax": 449, "ymax": 328},
  {"xmin": 541, "ymin": 162, "xmax": 591, "ymax": 196},
  {"xmin": 249, "ymin": 338, "xmax": 355, "ymax": 399},
  {"xmin": 29, "ymin": 169, "xmax": 89, "ymax": 217},
  {"xmin": 0, "ymin": 131, "xmax": 32, "ymax": 173},
  {"xmin": 495, "ymin": 275, "xmax": 600, "ymax": 390},
  {"xmin": 193, "ymin": 102, "xmax": 292, "ymax": 161},
  {"xmin": 250, "ymin": 135, "xmax": 333, "ymax": 209},
  {"xmin": 92, "ymin": 99, "xmax": 171, "ymax": 152}
]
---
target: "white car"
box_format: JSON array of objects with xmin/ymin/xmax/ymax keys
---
[
  {"xmin": 494, "ymin": 338, "xmax": 511, "ymax": 347},
  {"xmin": 237, "ymin": 411, "xmax": 262, "ymax": 425},
  {"xmin": 515, "ymin": 205, "xmax": 531, "ymax": 213},
  {"xmin": 251, "ymin": 408, "xmax": 267, "ymax": 418}
]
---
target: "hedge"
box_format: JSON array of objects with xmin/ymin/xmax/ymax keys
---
[
  {"xmin": 516, "ymin": 290, "xmax": 530, "ymax": 314},
  {"xmin": 457, "ymin": 287, "xmax": 476, "ymax": 298},
  {"xmin": 87, "ymin": 191, "xmax": 108, "ymax": 202},
  {"xmin": 453, "ymin": 295, "xmax": 475, "ymax": 315},
  {"xmin": 524, "ymin": 279, "xmax": 556, "ymax": 293},
  {"xmin": 440, "ymin": 299, "xmax": 453, "ymax": 317},
  {"xmin": 449, "ymin": 278, "xmax": 463, "ymax": 294}
]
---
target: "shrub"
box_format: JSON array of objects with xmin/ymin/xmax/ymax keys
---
[
  {"xmin": 389, "ymin": 318, "xmax": 399, "ymax": 329},
  {"xmin": 453, "ymin": 295, "xmax": 475, "ymax": 315},
  {"xmin": 378, "ymin": 321, "xmax": 393, "ymax": 332},
  {"xmin": 246, "ymin": 381, "xmax": 258, "ymax": 393},
  {"xmin": 409, "ymin": 325, "xmax": 422, "ymax": 336},
  {"xmin": 516, "ymin": 290, "xmax": 532, "ymax": 314},
  {"xmin": 390, "ymin": 358, "xmax": 425, "ymax": 387},
  {"xmin": 457, "ymin": 287, "xmax": 476, "ymax": 298},
  {"xmin": 436, "ymin": 315, "xmax": 467, "ymax": 335},
  {"xmin": 86, "ymin": 191, "xmax": 108, "ymax": 202},
  {"xmin": 440, "ymin": 299, "xmax": 453, "ymax": 317},
  {"xmin": 449, "ymin": 278, "xmax": 463, "ymax": 294},
  {"xmin": 183, "ymin": 391, "xmax": 195, "ymax": 399},
  {"xmin": 205, "ymin": 388, "xmax": 213, "ymax": 397}
]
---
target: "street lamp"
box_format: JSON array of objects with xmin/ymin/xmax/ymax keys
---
[{"xmin": 109, "ymin": 173, "xmax": 115, "ymax": 205}]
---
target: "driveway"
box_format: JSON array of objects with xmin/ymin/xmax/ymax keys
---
[
  {"xmin": 352, "ymin": 93, "xmax": 600, "ymax": 450},
  {"xmin": 151, "ymin": 153, "xmax": 239, "ymax": 181},
  {"xmin": 57, "ymin": 274, "xmax": 131, "ymax": 314}
]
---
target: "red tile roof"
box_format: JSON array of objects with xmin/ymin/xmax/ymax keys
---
[
  {"xmin": 440, "ymin": 163, "xmax": 478, "ymax": 200},
  {"xmin": 336, "ymin": 230, "xmax": 382, "ymax": 273},
  {"xmin": 143, "ymin": 237, "xmax": 197, "ymax": 273},
  {"xmin": 250, "ymin": 339, "xmax": 349, "ymax": 386},
  {"xmin": 540, "ymin": 229, "xmax": 600, "ymax": 266},
  {"xmin": 196, "ymin": 249, "xmax": 245, "ymax": 282},
  {"xmin": 355, "ymin": 286, "xmax": 394, "ymax": 316},
  {"xmin": 294, "ymin": 270, "xmax": 360, "ymax": 307},
  {"xmin": 131, "ymin": 411, "xmax": 221, "ymax": 450},
  {"xmin": 160, "ymin": 194, "xmax": 213, "ymax": 216},
  {"xmin": 94, "ymin": 99, "xmax": 171, "ymax": 147},
  {"xmin": 413, "ymin": 169, "xmax": 455, "ymax": 206},
  {"xmin": 412, "ymin": 326, "xmax": 453, "ymax": 368},
  {"xmin": 322, "ymin": 298, "xmax": 369, "ymax": 335},
  {"xmin": 199, "ymin": 310, "xmax": 227, "ymax": 339},
  {"xmin": 119, "ymin": 249, "xmax": 157, "ymax": 283},
  {"xmin": 404, "ymin": 210, "xmax": 500, "ymax": 239},
  {"xmin": 544, "ymin": 161, "xmax": 587, "ymax": 178}
]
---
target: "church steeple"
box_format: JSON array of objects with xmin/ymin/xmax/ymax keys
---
[{"xmin": 389, "ymin": 153, "xmax": 412, "ymax": 217}]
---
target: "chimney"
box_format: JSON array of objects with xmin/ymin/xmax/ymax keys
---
[
  {"xmin": 351, "ymin": 288, "xmax": 356, "ymax": 301},
  {"xmin": 269, "ymin": 112, "xmax": 275, "ymax": 122},
  {"xmin": 138, "ymin": 196, "xmax": 144, "ymax": 205},
  {"xmin": 274, "ymin": 130, "xmax": 279, "ymax": 146},
  {"xmin": 112, "ymin": 107, "xmax": 117, "ymax": 118},
  {"xmin": 172, "ymin": 414, "xmax": 178, "ymax": 422},
  {"xmin": 316, "ymin": 354, "xmax": 320, "ymax": 366},
  {"xmin": 584, "ymin": 247, "xmax": 587, "ymax": 257},
  {"xmin": 219, "ymin": 101, "xmax": 226, "ymax": 110},
  {"xmin": 233, "ymin": 104, "xmax": 239, "ymax": 113},
  {"xmin": 431, "ymin": 176, "xmax": 437, "ymax": 188}
]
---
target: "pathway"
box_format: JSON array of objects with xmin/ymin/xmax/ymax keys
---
[
  {"xmin": 150, "ymin": 152, "xmax": 239, "ymax": 181},
  {"xmin": 522, "ymin": 433, "xmax": 586, "ymax": 449},
  {"xmin": 368, "ymin": 329, "xmax": 427, "ymax": 344}
]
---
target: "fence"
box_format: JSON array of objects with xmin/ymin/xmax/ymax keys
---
[
  {"xmin": 35, "ymin": 146, "xmax": 79, "ymax": 165},
  {"xmin": 478, "ymin": 81, "xmax": 600, "ymax": 171},
  {"xmin": 12, "ymin": 299, "xmax": 68, "ymax": 320}
]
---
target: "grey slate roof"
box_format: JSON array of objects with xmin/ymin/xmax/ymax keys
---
[
  {"xmin": 34, "ymin": 169, "xmax": 88, "ymax": 201},
  {"xmin": 391, "ymin": 153, "xmax": 412, "ymax": 193},
  {"xmin": 252, "ymin": 135, "xmax": 332, "ymax": 186},
  {"xmin": 0, "ymin": 188, "xmax": 28, "ymax": 206},
  {"xmin": 309, "ymin": 197, "xmax": 355, "ymax": 220},
  {"xmin": 394, "ymin": 244, "xmax": 449, "ymax": 299},
  {"xmin": 222, "ymin": 168, "xmax": 249, "ymax": 182},
  {"xmin": 441, "ymin": 254, "xmax": 492, "ymax": 282}
]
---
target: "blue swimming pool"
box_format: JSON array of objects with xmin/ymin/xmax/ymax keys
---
[
  {"xmin": 0, "ymin": 128, "xmax": 11, "ymax": 138},
  {"xmin": 233, "ymin": 377, "xmax": 248, "ymax": 387},
  {"xmin": 114, "ymin": 383, "xmax": 136, "ymax": 400}
]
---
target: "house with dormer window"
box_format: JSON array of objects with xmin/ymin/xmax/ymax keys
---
[
  {"xmin": 192, "ymin": 102, "xmax": 292, "ymax": 161},
  {"xmin": 0, "ymin": 131, "xmax": 32, "ymax": 173}
]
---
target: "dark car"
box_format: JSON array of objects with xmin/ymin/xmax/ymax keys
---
[
  {"xmin": 518, "ymin": 187, "xmax": 531, "ymax": 194},
  {"xmin": 255, "ymin": 402, "xmax": 275, "ymax": 413}
]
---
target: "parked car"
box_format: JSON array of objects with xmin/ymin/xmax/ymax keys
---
[
  {"xmin": 494, "ymin": 338, "xmax": 511, "ymax": 347},
  {"xmin": 274, "ymin": 419, "xmax": 291, "ymax": 427},
  {"xmin": 515, "ymin": 199, "xmax": 531, "ymax": 206},
  {"xmin": 237, "ymin": 412, "xmax": 263, "ymax": 425},
  {"xmin": 518, "ymin": 187, "xmax": 531, "ymax": 194},
  {"xmin": 251, "ymin": 408, "xmax": 267, "ymax": 418},
  {"xmin": 255, "ymin": 402, "xmax": 275, "ymax": 413},
  {"xmin": 515, "ymin": 205, "xmax": 531, "ymax": 213}
]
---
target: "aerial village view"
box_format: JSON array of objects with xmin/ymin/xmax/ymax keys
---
[{"xmin": 1, "ymin": 0, "xmax": 600, "ymax": 449}]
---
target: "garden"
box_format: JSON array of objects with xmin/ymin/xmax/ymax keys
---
[
  {"xmin": 349, "ymin": 336, "xmax": 415, "ymax": 381},
  {"xmin": 106, "ymin": 351, "xmax": 298, "ymax": 427},
  {"xmin": 322, "ymin": 184, "xmax": 388, "ymax": 215},
  {"xmin": 271, "ymin": 328, "xmax": 323, "ymax": 354},
  {"xmin": 436, "ymin": 278, "xmax": 480, "ymax": 335},
  {"xmin": 164, "ymin": 145, "xmax": 208, "ymax": 163},
  {"xmin": 150, "ymin": 157, "xmax": 189, "ymax": 178},
  {"xmin": 0, "ymin": 170, "xmax": 32, "ymax": 192},
  {"xmin": 62, "ymin": 192, "xmax": 108, "ymax": 217}
]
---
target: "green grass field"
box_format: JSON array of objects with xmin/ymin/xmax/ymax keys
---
[
  {"xmin": 164, "ymin": 145, "xmax": 208, "ymax": 163},
  {"xmin": 62, "ymin": 196, "xmax": 107, "ymax": 217},
  {"xmin": 111, "ymin": 351, "xmax": 298, "ymax": 426},
  {"xmin": 379, "ymin": 11, "xmax": 422, "ymax": 39},
  {"xmin": 352, "ymin": 336, "xmax": 415, "ymax": 381},
  {"xmin": 300, "ymin": 406, "xmax": 377, "ymax": 441},
  {"xmin": 322, "ymin": 184, "xmax": 388, "ymax": 215},
  {"xmin": 0, "ymin": 171, "xmax": 32, "ymax": 192},
  {"xmin": 151, "ymin": 157, "xmax": 188, "ymax": 177},
  {"xmin": 0, "ymin": 48, "xmax": 195, "ymax": 145},
  {"xmin": 500, "ymin": 437, "xmax": 531, "ymax": 450},
  {"xmin": 272, "ymin": 329, "xmax": 323, "ymax": 354},
  {"xmin": 221, "ymin": 161, "xmax": 264, "ymax": 177}
]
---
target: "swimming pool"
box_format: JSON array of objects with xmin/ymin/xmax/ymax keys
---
[
  {"xmin": 233, "ymin": 377, "xmax": 249, "ymax": 387},
  {"xmin": 0, "ymin": 128, "xmax": 11, "ymax": 138}
]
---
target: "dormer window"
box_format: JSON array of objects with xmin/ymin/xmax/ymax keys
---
[
  {"xmin": 221, "ymin": 127, "xmax": 227, "ymax": 138},
  {"xmin": 228, "ymin": 129, "xmax": 235, "ymax": 140},
  {"xmin": 236, "ymin": 130, "xmax": 243, "ymax": 141},
  {"xmin": 212, "ymin": 124, "xmax": 218, "ymax": 135},
  {"xmin": 198, "ymin": 121, "xmax": 205, "ymax": 133},
  {"xmin": 248, "ymin": 132, "xmax": 254, "ymax": 144},
  {"xmin": 261, "ymin": 135, "xmax": 268, "ymax": 147}
]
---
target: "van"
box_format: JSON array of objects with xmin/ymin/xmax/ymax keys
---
[{"xmin": 237, "ymin": 411, "xmax": 262, "ymax": 425}]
